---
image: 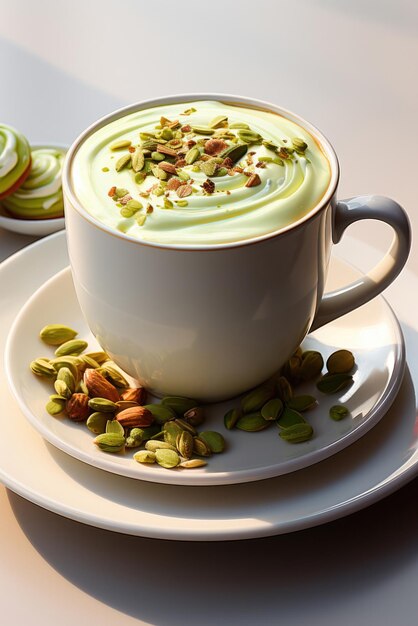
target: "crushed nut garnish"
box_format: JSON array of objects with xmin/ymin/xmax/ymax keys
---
[
  {"xmin": 245, "ymin": 173, "xmax": 262, "ymax": 187},
  {"xmin": 202, "ymin": 179, "xmax": 215, "ymax": 194},
  {"xmin": 166, "ymin": 178, "xmax": 182, "ymax": 191},
  {"xmin": 204, "ymin": 138, "xmax": 228, "ymax": 156},
  {"xmin": 108, "ymin": 107, "xmax": 302, "ymax": 221},
  {"xmin": 177, "ymin": 184, "xmax": 193, "ymax": 198}
]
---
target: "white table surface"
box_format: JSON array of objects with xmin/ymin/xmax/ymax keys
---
[{"xmin": 1, "ymin": 1, "xmax": 418, "ymax": 624}]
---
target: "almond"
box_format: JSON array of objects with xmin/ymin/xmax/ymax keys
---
[
  {"xmin": 120, "ymin": 387, "xmax": 147, "ymax": 404},
  {"xmin": 66, "ymin": 393, "xmax": 90, "ymax": 421},
  {"xmin": 158, "ymin": 162, "xmax": 177, "ymax": 175},
  {"xmin": 166, "ymin": 178, "xmax": 181, "ymax": 191},
  {"xmin": 245, "ymin": 173, "xmax": 261, "ymax": 188},
  {"xmin": 177, "ymin": 184, "xmax": 192, "ymax": 198},
  {"xmin": 157, "ymin": 144, "xmax": 177, "ymax": 157},
  {"xmin": 84, "ymin": 368, "xmax": 119, "ymax": 403},
  {"xmin": 204, "ymin": 138, "xmax": 228, "ymax": 156},
  {"xmin": 116, "ymin": 406, "xmax": 154, "ymax": 428}
]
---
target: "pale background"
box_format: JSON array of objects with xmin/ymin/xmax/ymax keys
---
[{"xmin": 1, "ymin": 1, "xmax": 418, "ymax": 624}]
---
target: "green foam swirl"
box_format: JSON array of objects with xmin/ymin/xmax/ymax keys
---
[{"xmin": 3, "ymin": 147, "xmax": 66, "ymax": 219}]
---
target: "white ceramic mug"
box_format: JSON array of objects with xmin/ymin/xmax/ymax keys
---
[{"xmin": 63, "ymin": 94, "xmax": 411, "ymax": 401}]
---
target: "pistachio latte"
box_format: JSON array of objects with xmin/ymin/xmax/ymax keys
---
[{"xmin": 71, "ymin": 101, "xmax": 331, "ymax": 245}]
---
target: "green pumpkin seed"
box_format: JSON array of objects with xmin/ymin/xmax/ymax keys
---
[
  {"xmin": 94, "ymin": 432, "xmax": 125, "ymax": 452},
  {"xmin": 88, "ymin": 397, "xmax": 117, "ymax": 413},
  {"xmin": 209, "ymin": 115, "xmax": 228, "ymax": 129},
  {"xmin": 160, "ymin": 128, "xmax": 173, "ymax": 140},
  {"xmin": 112, "ymin": 187, "xmax": 128, "ymax": 198},
  {"xmin": 262, "ymin": 139, "xmax": 279, "ymax": 151},
  {"xmin": 316, "ymin": 373, "xmax": 354, "ymax": 394},
  {"xmin": 329, "ymin": 405, "xmax": 350, "ymax": 421},
  {"xmin": 237, "ymin": 130, "xmax": 263, "ymax": 144},
  {"xmin": 198, "ymin": 431, "xmax": 225, "ymax": 453},
  {"xmin": 183, "ymin": 407, "xmax": 205, "ymax": 426},
  {"xmin": 86, "ymin": 412, "xmax": 109, "ymax": 434},
  {"xmin": 173, "ymin": 418, "xmax": 196, "ymax": 435},
  {"xmin": 78, "ymin": 355, "xmax": 101, "ymax": 369},
  {"xmin": 50, "ymin": 357, "xmax": 79, "ymax": 380},
  {"xmin": 241, "ymin": 383, "xmax": 275, "ymax": 414},
  {"xmin": 299, "ymin": 351, "xmax": 324, "ymax": 381},
  {"xmin": 126, "ymin": 199, "xmax": 143, "ymax": 212},
  {"xmin": 236, "ymin": 412, "xmax": 271, "ymax": 432},
  {"xmin": 45, "ymin": 397, "xmax": 66, "ymax": 416},
  {"xmin": 161, "ymin": 396, "xmax": 198, "ymax": 416},
  {"xmin": 287, "ymin": 395, "xmax": 317, "ymax": 412},
  {"xmin": 110, "ymin": 140, "xmax": 132, "ymax": 151},
  {"xmin": 261, "ymin": 398, "xmax": 283, "ymax": 421},
  {"xmin": 230, "ymin": 122, "xmax": 250, "ymax": 129},
  {"xmin": 151, "ymin": 151, "xmax": 165, "ymax": 161},
  {"xmin": 134, "ymin": 450, "xmax": 156, "ymax": 464},
  {"xmin": 224, "ymin": 408, "xmax": 241, "ymax": 430},
  {"xmin": 191, "ymin": 126, "xmax": 215, "ymax": 135},
  {"xmin": 155, "ymin": 448, "xmax": 180, "ymax": 468},
  {"xmin": 98, "ymin": 362, "xmax": 129, "ymax": 388},
  {"xmin": 199, "ymin": 159, "xmax": 218, "ymax": 176},
  {"xmin": 55, "ymin": 339, "xmax": 88, "ymax": 357},
  {"xmin": 292, "ymin": 138, "xmax": 308, "ymax": 153},
  {"xmin": 176, "ymin": 430, "xmax": 194, "ymax": 458},
  {"xmin": 276, "ymin": 376, "xmax": 293, "ymax": 403},
  {"xmin": 30, "ymin": 358, "xmax": 57, "ymax": 378},
  {"xmin": 179, "ymin": 459, "xmax": 207, "ymax": 469},
  {"xmin": 57, "ymin": 366, "xmax": 76, "ymax": 393},
  {"xmin": 193, "ymin": 436, "xmax": 212, "ymax": 456},
  {"xmin": 276, "ymin": 407, "xmax": 306, "ymax": 429},
  {"xmin": 184, "ymin": 146, "xmax": 199, "ymax": 164},
  {"xmin": 39, "ymin": 324, "xmax": 78, "ymax": 346},
  {"xmin": 150, "ymin": 164, "xmax": 168, "ymax": 180},
  {"xmin": 220, "ymin": 143, "xmax": 248, "ymax": 163},
  {"xmin": 54, "ymin": 379, "xmax": 72, "ymax": 399},
  {"xmin": 163, "ymin": 420, "xmax": 184, "ymax": 446},
  {"xmin": 115, "ymin": 153, "xmax": 131, "ymax": 172},
  {"xmin": 281, "ymin": 355, "xmax": 302, "ymax": 383},
  {"xmin": 143, "ymin": 403, "xmax": 176, "ymax": 424},
  {"xmin": 134, "ymin": 171, "xmax": 147, "ymax": 185},
  {"xmin": 145, "ymin": 440, "xmax": 177, "ymax": 452},
  {"xmin": 279, "ymin": 423, "xmax": 313, "ymax": 443},
  {"xmin": 106, "ymin": 419, "xmax": 125, "ymax": 436},
  {"xmin": 326, "ymin": 350, "xmax": 355, "ymax": 374},
  {"xmin": 177, "ymin": 169, "xmax": 191, "ymax": 181},
  {"xmin": 132, "ymin": 147, "xmax": 145, "ymax": 172}
]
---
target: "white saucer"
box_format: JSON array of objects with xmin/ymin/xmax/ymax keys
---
[
  {"xmin": 5, "ymin": 259, "xmax": 404, "ymax": 486},
  {"xmin": 0, "ymin": 231, "xmax": 417, "ymax": 540},
  {"xmin": 0, "ymin": 204, "xmax": 65, "ymax": 236}
]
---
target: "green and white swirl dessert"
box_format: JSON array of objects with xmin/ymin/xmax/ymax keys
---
[
  {"xmin": 3, "ymin": 146, "xmax": 66, "ymax": 219},
  {"xmin": 0, "ymin": 123, "xmax": 31, "ymax": 199},
  {"xmin": 71, "ymin": 101, "xmax": 331, "ymax": 245}
]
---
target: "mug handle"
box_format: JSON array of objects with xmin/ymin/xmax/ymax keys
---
[{"xmin": 311, "ymin": 195, "xmax": 411, "ymax": 331}]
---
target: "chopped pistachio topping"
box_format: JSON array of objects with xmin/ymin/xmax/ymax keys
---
[{"xmin": 73, "ymin": 100, "xmax": 330, "ymax": 244}]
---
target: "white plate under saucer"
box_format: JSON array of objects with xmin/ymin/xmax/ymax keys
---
[
  {"xmin": 5, "ymin": 258, "xmax": 404, "ymax": 486},
  {"xmin": 0, "ymin": 231, "xmax": 417, "ymax": 541}
]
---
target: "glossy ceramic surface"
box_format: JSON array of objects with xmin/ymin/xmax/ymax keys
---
[
  {"xmin": 6, "ymin": 264, "xmax": 404, "ymax": 486},
  {"xmin": 1, "ymin": 232, "xmax": 417, "ymax": 542}
]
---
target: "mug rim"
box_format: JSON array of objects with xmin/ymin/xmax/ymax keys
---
[{"xmin": 62, "ymin": 93, "xmax": 340, "ymax": 251}]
